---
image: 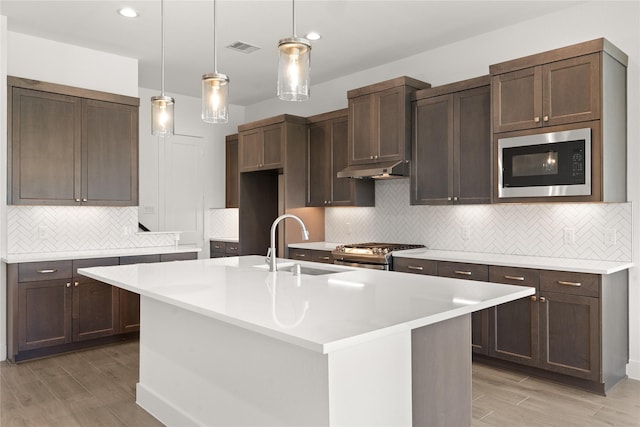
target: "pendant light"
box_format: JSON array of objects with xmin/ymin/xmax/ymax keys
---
[
  {"xmin": 202, "ymin": 0, "xmax": 229, "ymax": 123},
  {"xmin": 151, "ymin": 0, "xmax": 175, "ymax": 136},
  {"xmin": 277, "ymin": 0, "xmax": 311, "ymax": 101}
]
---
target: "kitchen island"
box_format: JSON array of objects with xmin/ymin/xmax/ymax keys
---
[{"xmin": 79, "ymin": 255, "xmax": 534, "ymax": 427}]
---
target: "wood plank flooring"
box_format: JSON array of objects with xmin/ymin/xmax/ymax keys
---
[{"xmin": 1, "ymin": 341, "xmax": 639, "ymax": 426}]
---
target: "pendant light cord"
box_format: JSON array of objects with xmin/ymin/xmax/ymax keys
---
[
  {"xmin": 292, "ymin": 0, "xmax": 296, "ymax": 37},
  {"xmin": 161, "ymin": 0, "xmax": 166, "ymax": 96},
  {"xmin": 213, "ymin": 0, "xmax": 218, "ymax": 73}
]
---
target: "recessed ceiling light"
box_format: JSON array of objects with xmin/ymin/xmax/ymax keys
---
[
  {"xmin": 118, "ymin": 7, "xmax": 139, "ymax": 18},
  {"xmin": 305, "ymin": 32, "xmax": 321, "ymax": 41}
]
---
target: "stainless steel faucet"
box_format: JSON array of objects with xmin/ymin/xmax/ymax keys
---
[{"xmin": 267, "ymin": 214, "xmax": 310, "ymax": 272}]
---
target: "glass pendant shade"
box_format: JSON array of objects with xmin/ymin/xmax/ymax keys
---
[
  {"xmin": 277, "ymin": 37, "xmax": 311, "ymax": 101},
  {"xmin": 151, "ymin": 95, "xmax": 175, "ymax": 136},
  {"xmin": 202, "ymin": 73, "xmax": 229, "ymax": 123}
]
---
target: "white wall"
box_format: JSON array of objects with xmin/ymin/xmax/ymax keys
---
[
  {"xmin": 7, "ymin": 32, "xmax": 138, "ymax": 97},
  {"xmin": 137, "ymin": 86, "xmax": 245, "ymax": 256},
  {"xmin": 245, "ymin": 1, "xmax": 640, "ymax": 379}
]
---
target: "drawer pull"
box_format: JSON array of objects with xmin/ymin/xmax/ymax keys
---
[
  {"xmin": 454, "ymin": 270, "xmax": 472, "ymax": 276},
  {"xmin": 531, "ymin": 295, "xmax": 537, "ymax": 302},
  {"xmin": 539, "ymin": 296, "xmax": 546, "ymax": 303},
  {"xmin": 504, "ymin": 275, "xmax": 525, "ymax": 281},
  {"xmin": 74, "ymin": 281, "xmax": 79, "ymax": 287},
  {"xmin": 557, "ymin": 280, "xmax": 582, "ymax": 287},
  {"xmin": 37, "ymin": 269, "xmax": 58, "ymax": 274},
  {"xmin": 408, "ymin": 265, "xmax": 424, "ymax": 271},
  {"xmin": 295, "ymin": 254, "xmax": 306, "ymax": 258},
  {"xmin": 228, "ymin": 247, "xmax": 237, "ymax": 251},
  {"xmin": 319, "ymin": 256, "xmax": 330, "ymax": 260}
]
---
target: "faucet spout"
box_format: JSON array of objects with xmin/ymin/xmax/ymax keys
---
[{"xmin": 267, "ymin": 214, "xmax": 310, "ymax": 272}]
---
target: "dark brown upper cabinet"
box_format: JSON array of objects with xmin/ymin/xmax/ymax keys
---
[
  {"xmin": 8, "ymin": 77, "xmax": 139, "ymax": 206},
  {"xmin": 307, "ymin": 109, "xmax": 374, "ymax": 207},
  {"xmin": 411, "ymin": 76, "xmax": 491, "ymax": 205},
  {"xmin": 491, "ymin": 38, "xmax": 627, "ymax": 134},
  {"xmin": 225, "ymin": 133, "xmax": 239, "ymax": 208},
  {"xmin": 347, "ymin": 76, "xmax": 429, "ymax": 166},
  {"xmin": 490, "ymin": 38, "xmax": 628, "ymax": 203}
]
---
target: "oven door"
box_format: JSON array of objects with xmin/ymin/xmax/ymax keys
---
[
  {"xmin": 334, "ymin": 259, "xmax": 388, "ymax": 270},
  {"xmin": 498, "ymin": 128, "xmax": 591, "ymax": 198}
]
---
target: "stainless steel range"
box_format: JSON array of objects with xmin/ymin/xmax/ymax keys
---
[{"xmin": 332, "ymin": 242, "xmax": 426, "ymax": 270}]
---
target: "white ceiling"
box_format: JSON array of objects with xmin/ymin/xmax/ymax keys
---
[{"xmin": 0, "ymin": 0, "xmax": 585, "ymax": 106}]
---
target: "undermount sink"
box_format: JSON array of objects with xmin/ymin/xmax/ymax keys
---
[{"xmin": 253, "ymin": 263, "xmax": 342, "ymax": 276}]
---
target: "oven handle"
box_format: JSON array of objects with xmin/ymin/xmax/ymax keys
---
[{"xmin": 334, "ymin": 259, "xmax": 388, "ymax": 270}]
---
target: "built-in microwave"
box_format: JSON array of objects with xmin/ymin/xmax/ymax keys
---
[{"xmin": 498, "ymin": 128, "xmax": 591, "ymax": 199}]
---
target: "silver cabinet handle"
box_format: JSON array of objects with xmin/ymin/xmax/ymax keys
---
[
  {"xmin": 543, "ymin": 115, "xmax": 549, "ymax": 122},
  {"xmin": 75, "ymin": 198, "xmax": 81, "ymax": 202},
  {"xmin": 454, "ymin": 270, "xmax": 472, "ymax": 276},
  {"xmin": 294, "ymin": 253, "xmax": 306, "ymax": 258},
  {"xmin": 531, "ymin": 295, "xmax": 537, "ymax": 302},
  {"xmin": 66, "ymin": 283, "xmax": 71, "ymax": 288},
  {"xmin": 408, "ymin": 265, "xmax": 424, "ymax": 271},
  {"xmin": 37, "ymin": 269, "xmax": 58, "ymax": 274},
  {"xmin": 74, "ymin": 281, "xmax": 79, "ymax": 287},
  {"xmin": 534, "ymin": 116, "xmax": 540, "ymax": 123},
  {"xmin": 228, "ymin": 247, "xmax": 237, "ymax": 251},
  {"xmin": 504, "ymin": 275, "xmax": 525, "ymax": 281},
  {"xmin": 539, "ymin": 296, "xmax": 547, "ymax": 303},
  {"xmin": 447, "ymin": 197, "xmax": 452, "ymax": 201},
  {"xmin": 558, "ymin": 280, "xmax": 581, "ymax": 287},
  {"xmin": 82, "ymin": 198, "xmax": 88, "ymax": 202},
  {"xmin": 453, "ymin": 196, "xmax": 458, "ymax": 201},
  {"xmin": 319, "ymin": 256, "xmax": 330, "ymax": 260}
]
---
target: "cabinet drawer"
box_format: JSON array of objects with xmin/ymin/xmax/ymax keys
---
[
  {"xmin": 210, "ymin": 241, "xmax": 226, "ymax": 253},
  {"xmin": 161, "ymin": 252, "xmax": 198, "ymax": 262},
  {"xmin": 311, "ymin": 250, "xmax": 333, "ymax": 264},
  {"xmin": 73, "ymin": 258, "xmax": 119, "ymax": 276},
  {"xmin": 120, "ymin": 255, "xmax": 161, "ymax": 265},
  {"xmin": 18, "ymin": 261, "xmax": 73, "ymax": 282},
  {"xmin": 289, "ymin": 248, "xmax": 312, "ymax": 261},
  {"xmin": 439, "ymin": 261, "xmax": 488, "ymax": 281},
  {"xmin": 489, "ymin": 266, "xmax": 540, "ymax": 288},
  {"xmin": 393, "ymin": 257, "xmax": 438, "ymax": 276},
  {"xmin": 540, "ymin": 270, "xmax": 599, "ymax": 298},
  {"xmin": 225, "ymin": 242, "xmax": 239, "ymax": 255}
]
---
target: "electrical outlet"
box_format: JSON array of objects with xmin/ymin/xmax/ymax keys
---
[
  {"xmin": 563, "ymin": 228, "xmax": 576, "ymax": 245},
  {"xmin": 604, "ymin": 228, "xmax": 617, "ymax": 246},
  {"xmin": 143, "ymin": 206, "xmax": 155, "ymax": 214},
  {"xmin": 461, "ymin": 225, "xmax": 471, "ymax": 241},
  {"xmin": 346, "ymin": 222, "xmax": 352, "ymax": 235},
  {"xmin": 38, "ymin": 225, "xmax": 48, "ymax": 239}
]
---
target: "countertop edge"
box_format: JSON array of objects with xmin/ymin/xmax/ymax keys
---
[{"xmin": 2, "ymin": 246, "xmax": 202, "ymax": 264}]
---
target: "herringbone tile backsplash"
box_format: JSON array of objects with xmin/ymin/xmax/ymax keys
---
[
  {"xmin": 7, "ymin": 206, "xmax": 176, "ymax": 254},
  {"xmin": 325, "ymin": 180, "xmax": 632, "ymax": 262}
]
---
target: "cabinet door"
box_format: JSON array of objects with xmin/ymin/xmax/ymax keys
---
[
  {"xmin": 489, "ymin": 266, "xmax": 539, "ymax": 366},
  {"xmin": 376, "ymin": 86, "xmax": 406, "ymax": 162},
  {"xmin": 119, "ymin": 255, "xmax": 160, "ymax": 333},
  {"xmin": 72, "ymin": 277, "xmax": 119, "ymax": 341},
  {"xmin": 262, "ymin": 124, "xmax": 284, "ymax": 169},
  {"xmin": 539, "ymin": 291, "xmax": 600, "ymax": 380},
  {"xmin": 239, "ymin": 129, "xmax": 263, "ymax": 171},
  {"xmin": 225, "ymin": 135, "xmax": 239, "ymax": 208},
  {"xmin": 543, "ymin": 53, "xmax": 601, "ymax": 127},
  {"xmin": 82, "ymin": 99, "xmax": 138, "ymax": 206},
  {"xmin": 18, "ymin": 279, "xmax": 72, "ymax": 351},
  {"xmin": 10, "ymin": 88, "xmax": 82, "ymax": 205},
  {"xmin": 454, "ymin": 85, "xmax": 491, "ymax": 204},
  {"xmin": 411, "ymin": 95, "xmax": 453, "ymax": 205},
  {"xmin": 307, "ymin": 122, "xmax": 330, "ymax": 206},
  {"xmin": 492, "ymin": 67, "xmax": 542, "ymax": 133},
  {"xmin": 348, "ymin": 94, "xmax": 375, "ymax": 164},
  {"xmin": 329, "ymin": 117, "xmax": 355, "ymax": 205}
]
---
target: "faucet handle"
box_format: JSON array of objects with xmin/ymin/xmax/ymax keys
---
[{"xmin": 265, "ymin": 247, "xmax": 272, "ymax": 265}]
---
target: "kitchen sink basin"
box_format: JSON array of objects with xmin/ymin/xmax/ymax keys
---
[{"xmin": 252, "ymin": 263, "xmax": 342, "ymax": 276}]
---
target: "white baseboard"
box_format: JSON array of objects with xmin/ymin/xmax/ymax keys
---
[
  {"xmin": 627, "ymin": 360, "xmax": 640, "ymax": 380},
  {"xmin": 136, "ymin": 382, "xmax": 199, "ymax": 427}
]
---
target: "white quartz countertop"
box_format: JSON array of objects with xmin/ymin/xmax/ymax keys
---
[
  {"xmin": 287, "ymin": 242, "xmax": 344, "ymax": 251},
  {"xmin": 2, "ymin": 246, "xmax": 201, "ymax": 264},
  {"xmin": 79, "ymin": 255, "xmax": 533, "ymax": 354},
  {"xmin": 393, "ymin": 249, "xmax": 633, "ymax": 275}
]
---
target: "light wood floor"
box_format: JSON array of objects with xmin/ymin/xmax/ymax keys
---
[{"xmin": 1, "ymin": 341, "xmax": 639, "ymax": 426}]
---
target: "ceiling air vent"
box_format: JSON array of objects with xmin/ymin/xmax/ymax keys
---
[{"xmin": 226, "ymin": 41, "xmax": 260, "ymax": 54}]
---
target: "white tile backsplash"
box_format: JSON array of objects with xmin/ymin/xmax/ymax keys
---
[
  {"xmin": 7, "ymin": 206, "xmax": 176, "ymax": 254},
  {"xmin": 209, "ymin": 208, "xmax": 239, "ymax": 239},
  {"xmin": 325, "ymin": 180, "xmax": 632, "ymax": 262}
]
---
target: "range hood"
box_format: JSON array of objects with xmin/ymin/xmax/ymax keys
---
[{"xmin": 337, "ymin": 160, "xmax": 410, "ymax": 179}]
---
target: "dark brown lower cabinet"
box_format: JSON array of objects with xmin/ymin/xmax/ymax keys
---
[
  {"xmin": 7, "ymin": 251, "xmax": 198, "ymax": 362},
  {"xmin": 287, "ymin": 247, "xmax": 334, "ymax": 264},
  {"xmin": 396, "ymin": 257, "xmax": 627, "ymax": 393},
  {"xmin": 17, "ymin": 279, "xmax": 72, "ymax": 351}
]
